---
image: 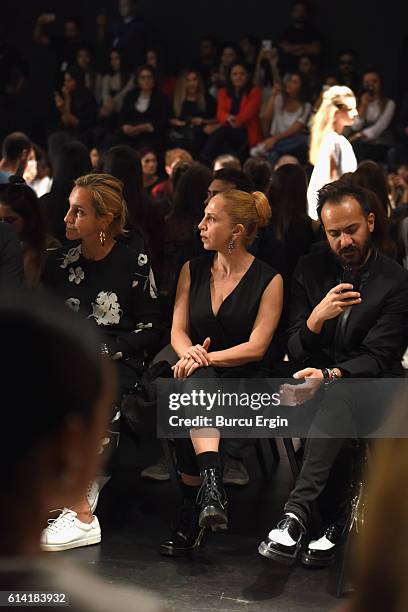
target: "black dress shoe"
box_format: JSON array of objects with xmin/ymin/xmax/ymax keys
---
[
  {"xmin": 196, "ymin": 467, "xmax": 228, "ymax": 528},
  {"xmin": 301, "ymin": 524, "xmax": 343, "ymax": 568},
  {"xmin": 258, "ymin": 513, "xmax": 306, "ymax": 565},
  {"xmin": 160, "ymin": 499, "xmax": 205, "ymax": 557}
]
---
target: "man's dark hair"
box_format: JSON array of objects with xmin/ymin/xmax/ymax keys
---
[
  {"xmin": 317, "ymin": 180, "xmax": 372, "ymax": 221},
  {"xmin": 213, "ymin": 168, "xmax": 254, "ymax": 193},
  {"xmin": 1, "ymin": 132, "xmax": 31, "ymax": 161}
]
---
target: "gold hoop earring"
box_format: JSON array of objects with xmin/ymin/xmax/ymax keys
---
[{"xmin": 99, "ymin": 230, "xmax": 106, "ymax": 246}]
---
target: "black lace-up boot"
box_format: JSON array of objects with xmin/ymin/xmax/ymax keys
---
[
  {"xmin": 160, "ymin": 498, "xmax": 205, "ymax": 557},
  {"xmin": 301, "ymin": 524, "xmax": 344, "ymax": 567},
  {"xmin": 196, "ymin": 467, "xmax": 228, "ymax": 528}
]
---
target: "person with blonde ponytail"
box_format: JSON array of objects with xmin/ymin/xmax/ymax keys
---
[
  {"xmin": 307, "ymin": 85, "xmax": 358, "ymax": 219},
  {"xmin": 41, "ymin": 173, "xmax": 160, "ymax": 552},
  {"xmin": 160, "ymin": 188, "xmax": 283, "ymax": 558}
]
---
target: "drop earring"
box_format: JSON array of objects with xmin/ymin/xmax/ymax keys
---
[
  {"xmin": 99, "ymin": 230, "xmax": 106, "ymax": 246},
  {"xmin": 228, "ymin": 239, "xmax": 235, "ymax": 254}
]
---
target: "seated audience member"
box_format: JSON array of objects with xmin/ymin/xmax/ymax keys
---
[
  {"xmin": 208, "ymin": 43, "xmax": 242, "ymax": 99},
  {"xmin": 145, "ymin": 48, "xmax": 176, "ymax": 99},
  {"xmin": 33, "ymin": 13, "xmax": 84, "ymax": 76},
  {"xmin": 388, "ymin": 91, "xmax": 408, "ymax": 170},
  {"xmin": 239, "ymin": 36, "xmax": 259, "ymax": 73},
  {"xmin": 350, "ymin": 70, "xmax": 396, "ymax": 164},
  {"xmin": 161, "ymin": 163, "xmax": 212, "ymax": 307},
  {"xmin": 298, "ymin": 54, "xmax": 322, "ymax": 103},
  {"xmin": 51, "ymin": 65, "xmax": 97, "ymax": 148},
  {"xmin": 0, "ymin": 132, "xmax": 32, "ymax": 185},
  {"xmin": 274, "ymin": 153, "xmax": 300, "ymax": 169},
  {"xmin": 42, "ymin": 173, "xmax": 159, "ymax": 551},
  {"xmin": 251, "ymin": 73, "xmax": 311, "ymax": 165},
  {"xmin": 75, "ymin": 44, "xmax": 101, "ymax": 100},
  {"xmin": 213, "ymin": 154, "xmax": 241, "ymax": 172},
  {"xmin": 352, "ymin": 160, "xmax": 391, "ymax": 215},
  {"xmin": 94, "ymin": 49, "xmax": 133, "ymax": 148},
  {"xmin": 207, "ymin": 167, "xmax": 254, "ymax": 201},
  {"xmin": 109, "ymin": 0, "xmax": 150, "ymax": 71},
  {"xmin": 119, "ymin": 65, "xmax": 170, "ymax": 152},
  {"xmin": 243, "ymin": 157, "xmax": 272, "ymax": 193},
  {"xmin": 201, "ymin": 64, "xmax": 262, "ymax": 165},
  {"xmin": 335, "ymin": 49, "xmax": 360, "ymax": 95},
  {"xmin": 102, "ymin": 145, "xmax": 164, "ymax": 283},
  {"xmin": 343, "ymin": 435, "xmax": 408, "ymax": 612},
  {"xmin": 40, "ymin": 140, "xmax": 92, "ymax": 243},
  {"xmin": 160, "ymin": 189, "xmax": 283, "ymax": 557},
  {"xmin": 139, "ymin": 148, "xmax": 160, "ymax": 194},
  {"xmin": 0, "ymin": 292, "xmax": 166, "ymax": 612},
  {"xmin": 192, "ymin": 36, "xmax": 219, "ymax": 89},
  {"xmin": 151, "ymin": 148, "xmax": 193, "ymax": 207},
  {"xmin": 258, "ymin": 181, "xmax": 408, "ymax": 567},
  {"xmin": 28, "ymin": 145, "xmax": 53, "ymax": 197},
  {"xmin": 0, "ymin": 223, "xmax": 23, "ymax": 288},
  {"xmin": 389, "ymin": 164, "xmax": 408, "ymax": 208},
  {"xmin": 388, "ymin": 166, "xmax": 408, "ymax": 268},
  {"xmin": 169, "ymin": 69, "xmax": 216, "ymax": 156},
  {"xmin": 90, "ymin": 146, "xmax": 101, "ymax": 171},
  {"xmin": 278, "ymin": 0, "xmax": 322, "ymax": 73},
  {"xmin": 0, "ymin": 178, "xmax": 59, "ymax": 287},
  {"xmin": 253, "ymin": 43, "xmax": 282, "ymax": 107},
  {"xmin": 307, "ymin": 86, "xmax": 358, "ymax": 219}
]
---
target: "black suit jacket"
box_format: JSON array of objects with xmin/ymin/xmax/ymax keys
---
[
  {"xmin": 287, "ymin": 248, "xmax": 408, "ymax": 377},
  {"xmin": 0, "ymin": 223, "xmax": 23, "ymax": 289}
]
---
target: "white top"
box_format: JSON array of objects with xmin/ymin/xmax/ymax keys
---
[
  {"xmin": 270, "ymin": 94, "xmax": 311, "ymax": 136},
  {"xmin": 29, "ymin": 176, "xmax": 53, "ymax": 198},
  {"xmin": 352, "ymin": 98, "xmax": 395, "ymax": 142},
  {"xmin": 135, "ymin": 92, "xmax": 151, "ymax": 113},
  {"xmin": 307, "ymin": 131, "xmax": 357, "ymax": 220}
]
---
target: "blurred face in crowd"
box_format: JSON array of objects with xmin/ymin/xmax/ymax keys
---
[
  {"xmin": 0, "ymin": 203, "xmax": 24, "ymax": 235},
  {"xmin": 141, "ymin": 152, "xmax": 157, "ymax": 177},
  {"xmin": 334, "ymin": 96, "xmax": 358, "ymax": 130},
  {"xmin": 110, "ymin": 51, "xmax": 121, "ymax": 72},
  {"xmin": 321, "ymin": 197, "xmax": 375, "ymax": 267},
  {"xmin": 185, "ymin": 71, "xmax": 200, "ymax": 95},
  {"xmin": 230, "ymin": 65, "xmax": 248, "ymax": 91},
  {"xmin": 363, "ymin": 72, "xmax": 381, "ymax": 96},
  {"xmin": 146, "ymin": 50, "xmax": 158, "ymax": 68},
  {"xmin": 65, "ymin": 186, "xmax": 111, "ymax": 242},
  {"xmin": 200, "ymin": 39, "xmax": 216, "ymax": 61},
  {"xmin": 77, "ymin": 49, "xmax": 91, "ymax": 71},
  {"xmin": 138, "ymin": 69, "xmax": 155, "ymax": 92},
  {"xmin": 291, "ymin": 2, "xmax": 307, "ymax": 25},
  {"xmin": 338, "ymin": 53, "xmax": 355, "ymax": 76},
  {"xmin": 90, "ymin": 148, "xmax": 100, "ymax": 170},
  {"xmin": 119, "ymin": 0, "xmax": 136, "ymax": 19},
  {"xmin": 221, "ymin": 46, "xmax": 238, "ymax": 67},
  {"xmin": 64, "ymin": 19, "xmax": 80, "ymax": 40},
  {"xmin": 299, "ymin": 56, "xmax": 313, "ymax": 74},
  {"xmin": 23, "ymin": 148, "xmax": 37, "ymax": 183},
  {"xmin": 285, "ymin": 73, "xmax": 302, "ymax": 97},
  {"xmin": 64, "ymin": 72, "xmax": 77, "ymax": 93},
  {"xmin": 205, "ymin": 179, "xmax": 235, "ymax": 204}
]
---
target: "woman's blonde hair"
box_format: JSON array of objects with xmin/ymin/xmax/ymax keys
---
[
  {"xmin": 309, "ymin": 85, "xmax": 355, "ymax": 166},
  {"xmin": 220, "ymin": 189, "xmax": 271, "ymax": 245},
  {"xmin": 74, "ymin": 173, "xmax": 127, "ymax": 238},
  {"xmin": 173, "ymin": 70, "xmax": 206, "ymax": 118}
]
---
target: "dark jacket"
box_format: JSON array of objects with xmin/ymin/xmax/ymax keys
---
[
  {"xmin": 0, "ymin": 223, "xmax": 23, "ymax": 289},
  {"xmin": 288, "ymin": 248, "xmax": 408, "ymax": 377},
  {"xmin": 120, "ymin": 88, "xmax": 170, "ymax": 136}
]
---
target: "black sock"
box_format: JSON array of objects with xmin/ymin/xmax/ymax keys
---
[
  {"xmin": 181, "ymin": 482, "xmax": 201, "ymax": 501},
  {"xmin": 196, "ymin": 451, "xmax": 220, "ymax": 472}
]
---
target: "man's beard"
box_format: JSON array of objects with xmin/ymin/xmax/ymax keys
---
[{"xmin": 335, "ymin": 235, "xmax": 372, "ymax": 268}]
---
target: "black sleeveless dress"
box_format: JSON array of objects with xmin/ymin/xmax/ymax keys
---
[{"xmin": 188, "ymin": 254, "xmax": 279, "ymax": 376}]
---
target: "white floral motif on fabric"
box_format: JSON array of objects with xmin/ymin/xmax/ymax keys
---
[
  {"xmin": 134, "ymin": 322, "xmax": 153, "ymax": 334},
  {"xmin": 89, "ymin": 291, "xmax": 122, "ymax": 326},
  {"xmin": 68, "ymin": 266, "xmax": 85, "ymax": 285},
  {"xmin": 148, "ymin": 267, "xmax": 158, "ymax": 299},
  {"xmin": 65, "ymin": 298, "xmax": 80, "ymax": 312},
  {"xmin": 132, "ymin": 280, "xmax": 139, "ymax": 288},
  {"xmin": 59, "ymin": 244, "xmax": 82, "ymax": 269},
  {"xmin": 138, "ymin": 253, "xmax": 148, "ymax": 266}
]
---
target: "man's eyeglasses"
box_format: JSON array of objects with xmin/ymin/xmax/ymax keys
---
[{"xmin": 0, "ymin": 216, "xmax": 19, "ymax": 224}]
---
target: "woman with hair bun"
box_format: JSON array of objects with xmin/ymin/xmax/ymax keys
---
[
  {"xmin": 160, "ymin": 188, "xmax": 283, "ymax": 558},
  {"xmin": 307, "ymin": 85, "xmax": 358, "ymax": 219}
]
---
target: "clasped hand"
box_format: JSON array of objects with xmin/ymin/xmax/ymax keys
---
[
  {"xmin": 280, "ymin": 367, "xmax": 324, "ymax": 405},
  {"xmin": 172, "ymin": 337, "xmax": 211, "ymax": 379}
]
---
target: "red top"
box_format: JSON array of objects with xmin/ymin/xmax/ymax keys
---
[{"xmin": 216, "ymin": 87, "xmax": 263, "ymax": 147}]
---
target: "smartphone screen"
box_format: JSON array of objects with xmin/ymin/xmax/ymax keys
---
[{"xmin": 262, "ymin": 40, "xmax": 272, "ymax": 51}]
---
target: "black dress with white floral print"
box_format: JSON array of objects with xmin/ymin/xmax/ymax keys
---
[{"xmin": 43, "ymin": 242, "xmax": 160, "ymax": 359}]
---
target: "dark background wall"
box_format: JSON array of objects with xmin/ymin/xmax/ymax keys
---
[{"xmin": 2, "ymin": 0, "xmax": 408, "ymax": 95}]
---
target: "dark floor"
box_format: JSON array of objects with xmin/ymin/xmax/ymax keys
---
[{"xmin": 59, "ymin": 432, "xmax": 349, "ymax": 611}]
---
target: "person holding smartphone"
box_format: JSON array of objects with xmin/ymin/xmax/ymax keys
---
[{"xmin": 349, "ymin": 70, "xmax": 396, "ymax": 164}]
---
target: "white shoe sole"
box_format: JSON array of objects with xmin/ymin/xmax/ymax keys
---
[{"xmin": 41, "ymin": 534, "xmax": 101, "ymax": 552}]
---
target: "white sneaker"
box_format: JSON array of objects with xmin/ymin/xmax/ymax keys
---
[{"xmin": 41, "ymin": 508, "xmax": 101, "ymax": 552}]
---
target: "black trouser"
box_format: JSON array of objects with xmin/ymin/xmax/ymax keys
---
[
  {"xmin": 200, "ymin": 125, "xmax": 248, "ymax": 165},
  {"xmin": 284, "ymin": 380, "xmax": 388, "ymax": 527}
]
